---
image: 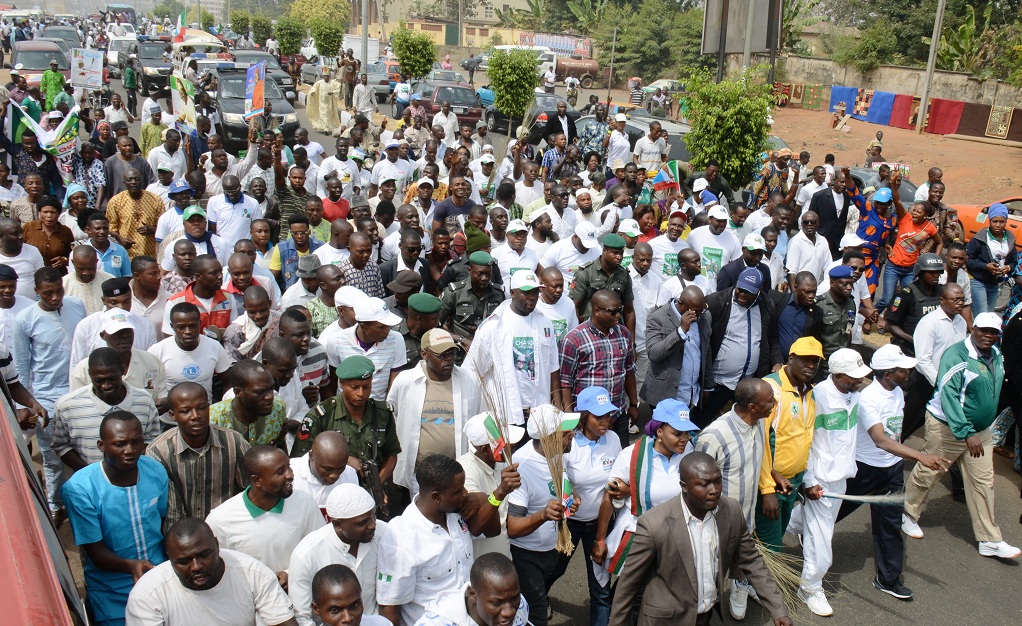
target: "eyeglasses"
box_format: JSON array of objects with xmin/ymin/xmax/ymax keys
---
[
  {"xmin": 596, "ymin": 306, "xmax": 624, "ymax": 316},
  {"xmin": 428, "ymin": 349, "xmax": 458, "ymax": 361},
  {"xmin": 801, "ymin": 219, "xmax": 818, "ymax": 225},
  {"xmin": 943, "ymin": 296, "xmax": 966, "ymax": 303}
]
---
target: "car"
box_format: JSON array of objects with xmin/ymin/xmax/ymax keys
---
[
  {"xmin": 952, "ymin": 197, "xmax": 1022, "ymax": 247},
  {"xmin": 485, "ymin": 91, "xmax": 582, "ymax": 145},
  {"xmin": 642, "ymin": 79, "xmax": 684, "ymax": 95},
  {"xmin": 7, "ymin": 41, "xmax": 70, "ymax": 88},
  {"xmin": 476, "ymin": 84, "xmax": 495, "ymax": 108},
  {"xmin": 405, "ymin": 80, "xmax": 484, "ymax": 128},
  {"xmin": 213, "ymin": 70, "xmax": 300, "ymax": 153},
  {"xmin": 232, "ymin": 50, "xmax": 296, "ymax": 104},
  {"xmin": 382, "ymin": 59, "xmax": 401, "ymax": 82},
  {"xmin": 299, "ymin": 59, "xmax": 391, "ymax": 103},
  {"xmin": 124, "ymin": 40, "xmax": 173, "ymax": 95},
  {"xmin": 42, "ymin": 24, "xmax": 82, "ymax": 49},
  {"xmin": 424, "ymin": 69, "xmax": 465, "ymax": 83},
  {"xmin": 575, "ymin": 113, "xmax": 693, "ymax": 162},
  {"xmin": 106, "ymin": 35, "xmax": 135, "ymax": 78},
  {"xmin": 37, "ymin": 38, "xmax": 71, "ymax": 64}
]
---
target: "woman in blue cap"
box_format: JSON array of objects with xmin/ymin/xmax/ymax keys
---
[
  {"xmin": 850, "ymin": 178, "xmax": 896, "ymax": 300},
  {"xmin": 968, "ymin": 202, "xmax": 1016, "ymax": 315},
  {"xmin": 592, "ymin": 398, "xmax": 698, "ymax": 583}
]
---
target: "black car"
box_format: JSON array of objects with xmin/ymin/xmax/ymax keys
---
[
  {"xmin": 213, "ymin": 70, "xmax": 300, "ymax": 153},
  {"xmin": 485, "ymin": 92, "xmax": 581, "ymax": 145},
  {"xmin": 41, "ymin": 25, "xmax": 82, "ymax": 50},
  {"xmin": 124, "ymin": 40, "xmax": 173, "ymax": 95},
  {"xmin": 232, "ymin": 50, "xmax": 297, "ymax": 104}
]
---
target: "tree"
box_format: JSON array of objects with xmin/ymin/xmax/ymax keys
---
[
  {"xmin": 423, "ymin": 0, "xmax": 479, "ymax": 22},
  {"xmin": 487, "ymin": 48, "xmax": 541, "ymax": 140},
  {"xmin": 832, "ymin": 23, "xmax": 899, "ymax": 72},
  {"xmin": 923, "ymin": 3, "xmax": 995, "ymax": 74},
  {"xmin": 230, "ymin": 10, "xmax": 250, "ymax": 36},
  {"xmin": 781, "ymin": 0, "xmax": 824, "ymax": 51},
  {"xmin": 186, "ymin": 8, "xmax": 216, "ymax": 29},
  {"xmin": 288, "ymin": 0, "xmax": 352, "ymax": 27},
  {"xmin": 309, "ymin": 18, "xmax": 346, "ymax": 59},
  {"xmin": 251, "ymin": 15, "xmax": 274, "ymax": 46},
  {"xmin": 275, "ymin": 18, "xmax": 305, "ymax": 56},
  {"xmin": 566, "ymin": 0, "xmax": 608, "ymax": 35},
  {"xmin": 392, "ymin": 23, "xmax": 436, "ymax": 79},
  {"xmin": 153, "ymin": 0, "xmax": 185, "ymax": 20},
  {"xmin": 682, "ymin": 68, "xmax": 772, "ymax": 188}
]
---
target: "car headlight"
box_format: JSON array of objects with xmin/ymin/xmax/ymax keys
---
[
  {"xmin": 223, "ymin": 113, "xmax": 245, "ymax": 124},
  {"xmin": 143, "ymin": 67, "xmax": 159, "ymax": 75},
  {"xmin": 284, "ymin": 113, "xmax": 298, "ymax": 123}
]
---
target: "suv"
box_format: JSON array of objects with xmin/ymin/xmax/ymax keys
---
[
  {"xmin": 232, "ymin": 50, "xmax": 296, "ymax": 104},
  {"xmin": 402, "ymin": 80, "xmax": 483, "ymax": 127},
  {"xmin": 41, "ymin": 25, "xmax": 82, "ymax": 49},
  {"xmin": 124, "ymin": 40, "xmax": 172, "ymax": 95},
  {"xmin": 9, "ymin": 41, "xmax": 70, "ymax": 88},
  {"xmin": 213, "ymin": 70, "xmax": 299, "ymax": 153}
]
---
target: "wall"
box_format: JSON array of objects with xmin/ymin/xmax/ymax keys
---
[{"xmin": 774, "ymin": 55, "xmax": 1022, "ymax": 107}]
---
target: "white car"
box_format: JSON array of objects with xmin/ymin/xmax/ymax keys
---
[{"xmin": 106, "ymin": 36, "xmax": 136, "ymax": 78}]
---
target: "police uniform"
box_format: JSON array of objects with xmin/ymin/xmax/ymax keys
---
[
  {"xmin": 814, "ymin": 291, "xmax": 856, "ymax": 379},
  {"xmin": 885, "ymin": 281, "xmax": 941, "ymax": 356},
  {"xmin": 291, "ymin": 357, "xmax": 401, "ymax": 461},
  {"xmin": 439, "ymin": 279, "xmax": 506, "ymax": 340},
  {"xmin": 568, "ymin": 260, "xmax": 634, "ymax": 321},
  {"xmin": 436, "ymin": 254, "xmax": 503, "ymax": 293},
  {"xmin": 398, "ymin": 293, "xmax": 443, "ymax": 370}
]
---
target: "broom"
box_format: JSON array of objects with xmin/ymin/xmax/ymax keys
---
[
  {"xmin": 539, "ymin": 423, "xmax": 575, "ymax": 556},
  {"xmin": 754, "ymin": 539, "xmax": 806, "ymax": 617},
  {"xmin": 821, "ymin": 492, "xmax": 906, "ymax": 506},
  {"xmin": 475, "ymin": 359, "xmax": 515, "ymax": 465}
]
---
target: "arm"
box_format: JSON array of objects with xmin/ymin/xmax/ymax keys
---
[
  {"xmin": 459, "ymin": 491, "xmax": 499, "ymax": 538},
  {"xmin": 379, "ymin": 605, "xmax": 401, "ymax": 626},
  {"xmin": 273, "ymin": 144, "xmax": 285, "ymax": 188},
  {"xmin": 607, "ymin": 515, "xmax": 656, "ymax": 626},
  {"xmin": 937, "ymin": 352, "xmax": 976, "ymax": 440},
  {"xmin": 890, "ymin": 172, "xmax": 907, "ymax": 219},
  {"xmin": 913, "ymin": 323, "xmax": 939, "ymax": 386},
  {"xmin": 378, "ymin": 455, "xmax": 397, "ymax": 484},
  {"xmin": 624, "ymin": 302, "xmax": 635, "ymax": 340},
  {"xmin": 81, "ymin": 541, "xmax": 154, "ymax": 582},
  {"xmin": 867, "ymin": 423, "xmax": 950, "ymax": 471},
  {"xmin": 59, "ymin": 450, "xmax": 89, "ymax": 471},
  {"xmin": 506, "ymin": 498, "xmax": 563, "ymax": 538}
]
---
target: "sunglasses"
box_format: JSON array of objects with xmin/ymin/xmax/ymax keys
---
[
  {"xmin": 596, "ymin": 306, "xmax": 624, "ymax": 316},
  {"xmin": 801, "ymin": 219, "xmax": 818, "ymax": 225},
  {"xmin": 555, "ymin": 192, "xmax": 570, "ymax": 197}
]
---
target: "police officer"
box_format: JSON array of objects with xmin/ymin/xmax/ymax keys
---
[
  {"xmin": 436, "ymin": 249, "xmax": 504, "ymax": 293},
  {"xmin": 398, "ymin": 293, "xmax": 442, "ymax": 370},
  {"xmin": 568, "ymin": 233, "xmax": 636, "ymax": 334},
  {"xmin": 815, "ymin": 264, "xmax": 857, "ymax": 381},
  {"xmin": 439, "ymin": 251, "xmax": 506, "ymax": 355},
  {"xmin": 291, "ymin": 355, "xmax": 401, "ymax": 489},
  {"xmin": 884, "ymin": 253, "xmax": 944, "ymax": 356}
]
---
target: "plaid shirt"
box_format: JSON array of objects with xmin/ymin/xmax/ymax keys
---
[
  {"xmin": 338, "ymin": 258, "xmax": 385, "ymax": 298},
  {"xmin": 540, "ymin": 146, "xmax": 565, "ymax": 182},
  {"xmin": 559, "ymin": 320, "xmax": 635, "ymax": 409}
]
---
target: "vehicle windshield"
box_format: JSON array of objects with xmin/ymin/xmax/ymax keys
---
[
  {"xmin": 139, "ymin": 45, "xmax": 167, "ymax": 60},
  {"xmin": 234, "ymin": 53, "xmax": 282, "ymax": 70},
  {"xmin": 44, "ymin": 28, "xmax": 78, "ymax": 41},
  {"xmin": 435, "ymin": 86, "xmax": 477, "ymax": 107},
  {"xmin": 220, "ymin": 76, "xmax": 284, "ymax": 100},
  {"xmin": 41, "ymin": 39, "xmax": 69, "ymax": 52},
  {"xmin": 108, "ymin": 39, "xmax": 131, "ymax": 52},
  {"xmin": 367, "ymin": 61, "xmax": 386, "ymax": 75},
  {"xmin": 535, "ymin": 94, "xmax": 566, "ymax": 109},
  {"xmin": 14, "ymin": 50, "xmax": 70, "ymax": 70}
]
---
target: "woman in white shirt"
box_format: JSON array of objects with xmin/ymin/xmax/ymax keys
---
[
  {"xmin": 593, "ymin": 399, "xmax": 698, "ymax": 581},
  {"xmin": 603, "ymin": 114, "xmax": 632, "ymax": 174}
]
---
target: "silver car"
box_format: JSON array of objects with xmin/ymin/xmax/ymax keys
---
[{"xmin": 300, "ymin": 59, "xmax": 391, "ymax": 103}]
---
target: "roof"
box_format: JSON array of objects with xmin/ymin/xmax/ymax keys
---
[{"xmin": 13, "ymin": 41, "xmax": 64, "ymax": 51}]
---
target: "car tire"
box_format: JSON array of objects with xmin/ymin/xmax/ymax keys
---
[
  {"xmin": 581, "ymin": 76, "xmax": 595, "ymax": 89},
  {"xmin": 486, "ymin": 113, "xmax": 499, "ymax": 133}
]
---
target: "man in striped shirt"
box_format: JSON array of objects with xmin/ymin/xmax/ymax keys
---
[
  {"xmin": 279, "ymin": 306, "xmax": 334, "ymax": 403},
  {"xmin": 696, "ymin": 377, "xmax": 776, "ymax": 620},
  {"xmin": 147, "ymin": 382, "xmax": 251, "ymax": 532},
  {"xmin": 51, "ymin": 347, "xmax": 161, "ymax": 469}
]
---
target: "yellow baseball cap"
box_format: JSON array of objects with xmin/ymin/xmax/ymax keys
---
[{"xmin": 790, "ymin": 336, "xmax": 824, "ymax": 358}]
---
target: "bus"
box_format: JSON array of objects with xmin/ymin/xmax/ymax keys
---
[{"xmin": 105, "ymin": 3, "xmax": 138, "ymax": 26}]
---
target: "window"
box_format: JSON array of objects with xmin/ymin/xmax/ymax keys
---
[
  {"xmin": 485, "ymin": 3, "xmax": 494, "ymax": 18},
  {"xmin": 479, "ymin": 29, "xmax": 489, "ymax": 36},
  {"xmin": 422, "ymin": 23, "xmax": 443, "ymax": 32}
]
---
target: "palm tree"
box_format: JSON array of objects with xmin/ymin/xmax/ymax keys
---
[
  {"xmin": 781, "ymin": 0, "xmax": 824, "ymax": 51},
  {"xmin": 566, "ymin": 0, "xmax": 608, "ymax": 35}
]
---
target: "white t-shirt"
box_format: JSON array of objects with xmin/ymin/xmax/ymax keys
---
[
  {"xmin": 148, "ymin": 336, "xmax": 233, "ymax": 402},
  {"xmin": 0, "ymin": 245, "xmax": 45, "ymax": 299},
  {"xmin": 492, "ymin": 246, "xmax": 540, "ymax": 292},
  {"xmin": 300, "ymin": 141, "xmax": 325, "ymax": 164},
  {"xmin": 313, "ymin": 244, "xmax": 350, "ymax": 266},
  {"xmin": 206, "ymin": 194, "xmax": 262, "ymax": 246},
  {"xmin": 525, "ymin": 234, "xmax": 553, "ymax": 259},
  {"xmin": 647, "ymin": 234, "xmax": 691, "ymax": 279},
  {"xmin": 515, "ymin": 182, "xmax": 544, "ymax": 208},
  {"xmin": 507, "ymin": 444, "xmax": 561, "ymax": 551},
  {"xmin": 565, "ymin": 431, "xmax": 622, "ymax": 522},
  {"xmin": 125, "ymin": 549, "xmax": 295, "ymax": 626},
  {"xmin": 855, "ymin": 379, "xmax": 904, "ymax": 468},
  {"xmin": 506, "ymin": 311, "xmax": 542, "ymax": 404},
  {"xmin": 685, "ymin": 226, "xmax": 742, "ymax": 285},
  {"xmin": 371, "ymin": 158, "xmax": 412, "ymax": 197},
  {"xmin": 633, "ymin": 136, "xmax": 667, "ymax": 172},
  {"xmin": 539, "ymin": 239, "xmax": 601, "ymax": 283},
  {"xmin": 606, "ymin": 130, "xmax": 631, "ymax": 168},
  {"xmin": 317, "ymin": 156, "xmax": 361, "ymax": 199},
  {"xmin": 536, "ymin": 294, "xmax": 579, "ymax": 345},
  {"xmin": 654, "ymin": 274, "xmax": 714, "ymax": 306},
  {"xmin": 155, "ymin": 207, "xmax": 184, "ymax": 243},
  {"xmin": 322, "ymin": 326, "xmax": 408, "ymax": 399}
]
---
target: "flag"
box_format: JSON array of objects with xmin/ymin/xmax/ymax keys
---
[
  {"xmin": 3, "ymin": 101, "xmax": 81, "ymax": 184},
  {"xmin": 652, "ymin": 160, "xmax": 681, "ymax": 192},
  {"xmin": 561, "ymin": 475, "xmax": 574, "ymax": 517},
  {"xmin": 482, "ymin": 414, "xmax": 507, "ymax": 461},
  {"xmin": 173, "ymin": 13, "xmax": 186, "ymax": 43},
  {"xmin": 3, "ymin": 99, "xmax": 36, "ymax": 147}
]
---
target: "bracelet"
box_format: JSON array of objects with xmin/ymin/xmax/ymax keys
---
[{"xmin": 487, "ymin": 492, "xmax": 503, "ymax": 507}]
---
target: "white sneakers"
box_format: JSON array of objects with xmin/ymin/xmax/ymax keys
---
[
  {"xmin": 798, "ymin": 588, "xmax": 834, "ymax": 617},
  {"xmin": 901, "ymin": 514, "xmax": 924, "ymax": 539},
  {"xmin": 729, "ymin": 580, "xmax": 749, "ymax": 620},
  {"xmin": 978, "ymin": 541, "xmax": 1022, "ymax": 559}
]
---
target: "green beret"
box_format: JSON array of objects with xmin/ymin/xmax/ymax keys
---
[
  {"xmin": 336, "ymin": 355, "xmax": 376, "ymax": 381},
  {"xmin": 603, "ymin": 233, "xmax": 627, "ymax": 249},
  {"xmin": 468, "ymin": 251, "xmax": 493, "ymax": 266},
  {"xmin": 408, "ymin": 292, "xmax": 442, "ymax": 314},
  {"xmin": 465, "ymin": 223, "xmax": 490, "ymax": 254}
]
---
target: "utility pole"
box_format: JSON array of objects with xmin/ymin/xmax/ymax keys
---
[
  {"xmin": 917, "ymin": 0, "xmax": 947, "ymax": 133},
  {"xmin": 606, "ymin": 26, "xmax": 617, "ymax": 104},
  {"xmin": 716, "ymin": 0, "xmax": 730, "ymax": 83},
  {"xmin": 361, "ymin": 0, "xmax": 369, "ymax": 66},
  {"xmin": 458, "ymin": 0, "xmax": 463, "ymax": 47},
  {"xmin": 742, "ymin": 0, "xmax": 755, "ymax": 69}
]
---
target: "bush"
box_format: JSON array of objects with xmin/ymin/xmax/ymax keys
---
[
  {"xmin": 310, "ymin": 18, "xmax": 346, "ymax": 60},
  {"xmin": 251, "ymin": 15, "xmax": 273, "ymax": 46},
  {"xmin": 392, "ymin": 23, "xmax": 436, "ymax": 79},
  {"xmin": 275, "ymin": 18, "xmax": 305, "ymax": 57},
  {"xmin": 289, "ymin": 0, "xmax": 351, "ymax": 26},
  {"xmin": 490, "ymin": 32, "xmax": 504, "ymax": 46},
  {"xmin": 487, "ymin": 48, "xmax": 540, "ymax": 132},
  {"xmin": 231, "ymin": 10, "xmax": 250, "ymax": 36},
  {"xmin": 833, "ymin": 23, "xmax": 899, "ymax": 73}
]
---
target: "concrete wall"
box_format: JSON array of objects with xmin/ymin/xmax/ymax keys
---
[{"xmin": 773, "ymin": 55, "xmax": 1022, "ymax": 107}]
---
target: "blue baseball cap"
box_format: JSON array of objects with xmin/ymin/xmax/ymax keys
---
[
  {"xmin": 873, "ymin": 187, "xmax": 892, "ymax": 203},
  {"xmin": 576, "ymin": 386, "xmax": 619, "ymax": 416},
  {"xmin": 736, "ymin": 267, "xmax": 763, "ymax": 294},
  {"xmin": 652, "ymin": 399, "xmax": 699, "ymax": 432},
  {"xmin": 828, "ymin": 264, "xmax": 855, "ymax": 279},
  {"xmin": 169, "ymin": 180, "xmax": 192, "ymax": 194}
]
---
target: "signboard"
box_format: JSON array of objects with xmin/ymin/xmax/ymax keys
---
[
  {"xmin": 168, "ymin": 73, "xmax": 197, "ymax": 138},
  {"xmin": 701, "ymin": 0, "xmax": 779, "ymax": 55},
  {"xmin": 70, "ymin": 48, "xmax": 104, "ymax": 90},
  {"xmin": 518, "ymin": 33, "xmax": 592, "ymax": 59},
  {"xmin": 244, "ymin": 60, "xmax": 266, "ymax": 120}
]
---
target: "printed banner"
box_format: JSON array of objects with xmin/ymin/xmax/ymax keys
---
[
  {"xmin": 70, "ymin": 48, "xmax": 104, "ymax": 90},
  {"xmin": 169, "ymin": 73, "xmax": 198, "ymax": 138},
  {"xmin": 4, "ymin": 101, "xmax": 81, "ymax": 184},
  {"xmin": 245, "ymin": 61, "xmax": 267, "ymax": 120},
  {"xmin": 518, "ymin": 32, "xmax": 592, "ymax": 58}
]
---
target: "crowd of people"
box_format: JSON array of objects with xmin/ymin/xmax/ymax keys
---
[{"xmin": 0, "ymin": 15, "xmax": 1019, "ymax": 624}]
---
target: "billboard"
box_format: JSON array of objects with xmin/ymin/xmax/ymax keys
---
[
  {"xmin": 518, "ymin": 32, "xmax": 592, "ymax": 59},
  {"xmin": 701, "ymin": 0, "xmax": 780, "ymax": 56}
]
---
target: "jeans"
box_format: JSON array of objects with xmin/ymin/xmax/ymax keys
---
[
  {"xmin": 550, "ymin": 518, "xmax": 613, "ymax": 626},
  {"xmin": 510, "ymin": 544, "xmax": 561, "ymax": 626},
  {"xmin": 970, "ymin": 280, "xmax": 1001, "ymax": 314},
  {"xmin": 838, "ymin": 461, "xmax": 905, "ymax": 586},
  {"xmin": 876, "ymin": 262, "xmax": 915, "ymax": 313},
  {"xmin": 394, "ymin": 100, "xmax": 407, "ymax": 119},
  {"xmin": 35, "ymin": 402, "xmax": 66, "ymax": 513}
]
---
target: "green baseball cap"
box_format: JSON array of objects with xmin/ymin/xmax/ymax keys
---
[{"xmin": 182, "ymin": 205, "xmax": 206, "ymax": 221}]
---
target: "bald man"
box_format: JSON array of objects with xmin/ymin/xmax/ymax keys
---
[
  {"xmin": 64, "ymin": 245, "xmax": 115, "ymax": 315},
  {"xmin": 207, "ymin": 174, "xmax": 263, "ymax": 244},
  {"xmin": 290, "ymin": 431, "xmax": 359, "ymax": 517},
  {"xmin": 610, "ymin": 452, "xmax": 792, "ymax": 626},
  {"xmin": 314, "ymin": 218, "xmax": 354, "ymax": 266},
  {"xmin": 224, "ymin": 251, "xmax": 279, "ymax": 314},
  {"xmin": 223, "ymin": 285, "xmax": 280, "ymax": 360}
]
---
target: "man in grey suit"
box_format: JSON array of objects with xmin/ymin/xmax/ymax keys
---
[
  {"xmin": 610, "ymin": 452, "xmax": 792, "ymax": 626},
  {"xmin": 642, "ymin": 286, "xmax": 713, "ymax": 420}
]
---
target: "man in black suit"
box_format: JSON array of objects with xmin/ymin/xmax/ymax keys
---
[
  {"xmin": 641, "ymin": 286, "xmax": 713, "ymax": 410},
  {"xmin": 807, "ymin": 166, "xmax": 855, "ymax": 259},
  {"xmin": 610, "ymin": 452, "xmax": 793, "ymax": 626},
  {"xmin": 553, "ymin": 100, "xmax": 578, "ymax": 145},
  {"xmin": 716, "ymin": 233, "xmax": 772, "ymax": 293}
]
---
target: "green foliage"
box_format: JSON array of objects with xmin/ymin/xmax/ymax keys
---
[
  {"xmin": 593, "ymin": 3, "xmax": 714, "ymax": 81},
  {"xmin": 566, "ymin": 0, "xmax": 608, "ymax": 35},
  {"xmin": 832, "ymin": 23, "xmax": 899, "ymax": 73},
  {"xmin": 186, "ymin": 8, "xmax": 216, "ymax": 29},
  {"xmin": 275, "ymin": 18, "xmax": 305, "ymax": 57},
  {"xmin": 288, "ymin": 0, "xmax": 352, "ymax": 27},
  {"xmin": 251, "ymin": 15, "xmax": 274, "ymax": 46},
  {"xmin": 1000, "ymin": 24, "xmax": 1022, "ymax": 88},
  {"xmin": 230, "ymin": 10, "xmax": 250, "ymax": 36},
  {"xmin": 392, "ymin": 24, "xmax": 437, "ymax": 79},
  {"xmin": 487, "ymin": 48, "xmax": 541, "ymax": 124},
  {"xmin": 309, "ymin": 19, "xmax": 346, "ymax": 59},
  {"xmin": 490, "ymin": 32, "xmax": 504, "ymax": 46},
  {"xmin": 495, "ymin": 0, "xmax": 548, "ymax": 30},
  {"xmin": 153, "ymin": 0, "xmax": 185, "ymax": 20},
  {"xmin": 923, "ymin": 3, "xmax": 994, "ymax": 74},
  {"xmin": 781, "ymin": 0, "xmax": 824, "ymax": 51},
  {"xmin": 422, "ymin": 0, "xmax": 478, "ymax": 21},
  {"xmin": 681, "ymin": 68, "xmax": 772, "ymax": 188}
]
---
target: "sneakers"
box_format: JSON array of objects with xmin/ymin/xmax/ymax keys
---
[
  {"xmin": 872, "ymin": 576, "xmax": 913, "ymax": 600},
  {"xmin": 798, "ymin": 588, "xmax": 833, "ymax": 617},
  {"xmin": 901, "ymin": 514, "xmax": 924, "ymax": 539},
  {"xmin": 978, "ymin": 541, "xmax": 1022, "ymax": 559},
  {"xmin": 729, "ymin": 580, "xmax": 750, "ymax": 620}
]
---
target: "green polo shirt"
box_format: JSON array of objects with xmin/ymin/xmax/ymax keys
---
[
  {"xmin": 291, "ymin": 396, "xmax": 401, "ymax": 461},
  {"xmin": 569, "ymin": 259, "xmax": 634, "ymax": 320},
  {"xmin": 241, "ymin": 487, "xmax": 285, "ymax": 517}
]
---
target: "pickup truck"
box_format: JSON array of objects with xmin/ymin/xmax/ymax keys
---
[{"xmin": 124, "ymin": 40, "xmax": 173, "ymax": 95}]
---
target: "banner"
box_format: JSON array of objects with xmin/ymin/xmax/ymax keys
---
[
  {"xmin": 518, "ymin": 32, "xmax": 592, "ymax": 58},
  {"xmin": 4, "ymin": 101, "xmax": 81, "ymax": 184},
  {"xmin": 70, "ymin": 48, "xmax": 104, "ymax": 90},
  {"xmin": 169, "ymin": 73, "xmax": 198, "ymax": 138},
  {"xmin": 244, "ymin": 61, "xmax": 266, "ymax": 120}
]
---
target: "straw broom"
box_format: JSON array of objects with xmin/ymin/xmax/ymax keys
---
[
  {"xmin": 475, "ymin": 359, "xmax": 514, "ymax": 465},
  {"xmin": 754, "ymin": 539, "xmax": 805, "ymax": 616},
  {"xmin": 539, "ymin": 426, "xmax": 575, "ymax": 556}
]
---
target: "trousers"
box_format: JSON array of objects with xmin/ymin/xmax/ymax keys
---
[
  {"xmin": 904, "ymin": 413, "xmax": 1002, "ymax": 542},
  {"xmin": 789, "ymin": 478, "xmax": 845, "ymax": 592},
  {"xmin": 510, "ymin": 544, "xmax": 561, "ymax": 626},
  {"xmin": 551, "ymin": 517, "xmax": 612, "ymax": 626},
  {"xmin": 35, "ymin": 400, "xmax": 65, "ymax": 513},
  {"xmin": 754, "ymin": 471, "xmax": 804, "ymax": 552},
  {"xmin": 837, "ymin": 461, "xmax": 905, "ymax": 586},
  {"xmin": 901, "ymin": 369, "xmax": 934, "ymax": 442}
]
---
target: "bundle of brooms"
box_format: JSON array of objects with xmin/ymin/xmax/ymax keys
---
[
  {"xmin": 538, "ymin": 425, "xmax": 575, "ymax": 556},
  {"xmin": 754, "ymin": 539, "xmax": 806, "ymax": 616}
]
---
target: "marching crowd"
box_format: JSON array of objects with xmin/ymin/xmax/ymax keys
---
[{"xmin": 0, "ymin": 40, "xmax": 1020, "ymax": 626}]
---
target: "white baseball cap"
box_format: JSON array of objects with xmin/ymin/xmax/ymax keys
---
[
  {"xmin": 416, "ymin": 177, "xmax": 435, "ymax": 188},
  {"xmin": 840, "ymin": 233, "xmax": 865, "ymax": 249},
  {"xmin": 618, "ymin": 218, "xmax": 641, "ymax": 237},
  {"xmin": 973, "ymin": 312, "xmax": 1003, "ymax": 330},
  {"xmin": 480, "ymin": 154, "xmax": 495, "ymax": 164},
  {"xmin": 614, "ymin": 113, "xmax": 627, "ymax": 122},
  {"xmin": 692, "ymin": 178, "xmax": 709, "ymax": 193},
  {"xmin": 510, "ymin": 270, "xmax": 541, "ymax": 291},
  {"xmin": 384, "ymin": 139, "xmax": 400, "ymax": 149},
  {"xmin": 707, "ymin": 206, "xmax": 729, "ymax": 221},
  {"xmin": 335, "ymin": 286, "xmax": 364, "ymax": 309},
  {"xmin": 829, "ymin": 348, "xmax": 872, "ymax": 378},
  {"xmin": 354, "ymin": 297, "xmax": 402, "ymax": 326},
  {"xmin": 464, "ymin": 412, "xmax": 526, "ymax": 448},
  {"xmin": 574, "ymin": 222, "xmax": 599, "ymax": 248},
  {"xmin": 743, "ymin": 233, "xmax": 767, "ymax": 251},
  {"xmin": 506, "ymin": 219, "xmax": 529, "ymax": 233},
  {"xmin": 101, "ymin": 309, "xmax": 134, "ymax": 336},
  {"xmin": 870, "ymin": 344, "xmax": 918, "ymax": 370}
]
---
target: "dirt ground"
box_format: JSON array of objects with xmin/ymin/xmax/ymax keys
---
[{"xmin": 770, "ymin": 106, "xmax": 1022, "ymax": 203}]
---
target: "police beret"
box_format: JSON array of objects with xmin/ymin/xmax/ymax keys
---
[
  {"xmin": 468, "ymin": 251, "xmax": 493, "ymax": 266},
  {"xmin": 408, "ymin": 292, "xmax": 442, "ymax": 314},
  {"xmin": 336, "ymin": 355, "xmax": 375, "ymax": 381},
  {"xmin": 602, "ymin": 233, "xmax": 626, "ymax": 249}
]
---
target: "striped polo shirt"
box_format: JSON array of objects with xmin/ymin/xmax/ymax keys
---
[
  {"xmin": 696, "ymin": 409, "xmax": 766, "ymax": 528},
  {"xmin": 51, "ymin": 383, "xmax": 162, "ymax": 464}
]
